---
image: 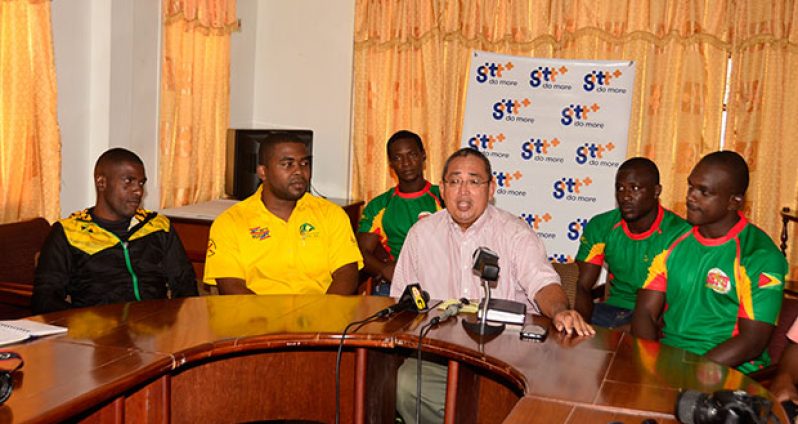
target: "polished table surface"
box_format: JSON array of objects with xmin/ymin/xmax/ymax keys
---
[{"xmin": 0, "ymin": 295, "xmax": 783, "ymax": 423}]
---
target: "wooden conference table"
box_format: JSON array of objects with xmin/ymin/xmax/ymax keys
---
[{"xmin": 0, "ymin": 295, "xmax": 783, "ymax": 424}]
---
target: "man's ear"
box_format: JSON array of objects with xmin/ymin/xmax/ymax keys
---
[
  {"xmin": 729, "ymin": 194, "xmax": 744, "ymax": 211},
  {"xmin": 95, "ymin": 175, "xmax": 106, "ymax": 192},
  {"xmin": 654, "ymin": 184, "xmax": 662, "ymax": 198},
  {"xmin": 256, "ymin": 165, "xmax": 267, "ymax": 182}
]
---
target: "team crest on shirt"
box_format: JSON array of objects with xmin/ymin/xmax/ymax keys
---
[
  {"xmin": 249, "ymin": 226, "xmax": 271, "ymax": 240},
  {"xmin": 758, "ymin": 272, "xmax": 782, "ymax": 289},
  {"xmin": 705, "ymin": 268, "xmax": 731, "ymax": 294},
  {"xmin": 299, "ymin": 222, "xmax": 318, "ymax": 240}
]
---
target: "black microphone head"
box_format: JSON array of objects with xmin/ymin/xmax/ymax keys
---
[
  {"xmin": 395, "ymin": 283, "xmax": 429, "ymax": 313},
  {"xmin": 409, "ymin": 284, "xmax": 429, "ymax": 311},
  {"xmin": 472, "ymin": 246, "xmax": 500, "ymax": 281}
]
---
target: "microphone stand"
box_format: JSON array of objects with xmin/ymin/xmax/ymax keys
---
[{"xmin": 462, "ymin": 277, "xmax": 505, "ymax": 336}]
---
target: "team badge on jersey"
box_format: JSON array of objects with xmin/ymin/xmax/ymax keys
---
[
  {"xmin": 758, "ymin": 272, "xmax": 782, "ymax": 289},
  {"xmin": 249, "ymin": 226, "xmax": 271, "ymax": 240},
  {"xmin": 706, "ymin": 268, "xmax": 731, "ymax": 294},
  {"xmin": 299, "ymin": 222, "xmax": 318, "ymax": 240}
]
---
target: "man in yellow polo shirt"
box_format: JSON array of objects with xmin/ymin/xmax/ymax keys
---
[{"xmin": 204, "ymin": 133, "xmax": 363, "ymax": 295}]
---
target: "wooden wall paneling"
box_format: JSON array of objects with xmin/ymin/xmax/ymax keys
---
[
  {"xmin": 123, "ymin": 375, "xmax": 170, "ymax": 424},
  {"xmin": 363, "ymin": 348, "xmax": 403, "ymax": 424},
  {"xmin": 448, "ymin": 360, "xmax": 479, "ymax": 424},
  {"xmin": 79, "ymin": 397, "xmax": 124, "ymax": 424},
  {"xmin": 169, "ymin": 350, "xmax": 354, "ymax": 423},
  {"xmin": 475, "ymin": 372, "xmax": 520, "ymax": 423}
]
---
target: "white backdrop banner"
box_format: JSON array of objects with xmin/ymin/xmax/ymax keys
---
[{"xmin": 460, "ymin": 50, "xmax": 636, "ymax": 263}]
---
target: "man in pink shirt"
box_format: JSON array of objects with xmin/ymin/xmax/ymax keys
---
[
  {"xmin": 771, "ymin": 318, "xmax": 798, "ymax": 410},
  {"xmin": 391, "ymin": 147, "xmax": 593, "ymax": 423}
]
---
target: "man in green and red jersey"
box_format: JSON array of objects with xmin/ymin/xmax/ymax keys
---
[
  {"xmin": 632, "ymin": 151, "xmax": 787, "ymax": 374},
  {"xmin": 574, "ymin": 157, "xmax": 690, "ymax": 329},
  {"xmin": 357, "ymin": 130, "xmax": 443, "ymax": 295}
]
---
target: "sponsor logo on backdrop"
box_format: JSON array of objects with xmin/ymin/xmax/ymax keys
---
[
  {"xmin": 467, "ymin": 132, "xmax": 509, "ymax": 159},
  {"xmin": 476, "ymin": 61, "xmax": 518, "ymax": 85},
  {"xmin": 560, "ymin": 103, "xmax": 605, "ymax": 129},
  {"xmin": 492, "ymin": 98, "xmax": 534, "ymax": 124},
  {"xmin": 521, "ymin": 137, "xmax": 564, "ymax": 163},
  {"xmin": 549, "ymin": 253, "xmax": 573, "ymax": 264},
  {"xmin": 582, "ymin": 69, "xmax": 626, "ymax": 94},
  {"xmin": 529, "ymin": 65, "xmax": 572, "ymax": 90},
  {"xmin": 552, "ymin": 176, "xmax": 596, "ymax": 202},
  {"xmin": 575, "ymin": 141, "xmax": 619, "ymax": 167},
  {"xmin": 493, "ymin": 169, "xmax": 526, "ymax": 197},
  {"xmin": 520, "ymin": 212, "xmax": 556, "ymax": 239},
  {"xmin": 566, "ymin": 218, "xmax": 589, "ymax": 241}
]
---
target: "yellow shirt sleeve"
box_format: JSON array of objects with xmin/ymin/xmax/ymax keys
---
[
  {"xmin": 324, "ymin": 204, "xmax": 364, "ymax": 273},
  {"xmin": 203, "ymin": 210, "xmax": 246, "ymax": 285}
]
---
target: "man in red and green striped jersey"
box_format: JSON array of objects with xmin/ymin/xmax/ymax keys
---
[
  {"xmin": 574, "ymin": 157, "xmax": 690, "ymax": 329},
  {"xmin": 357, "ymin": 131, "xmax": 443, "ymax": 295},
  {"xmin": 632, "ymin": 151, "xmax": 787, "ymax": 374}
]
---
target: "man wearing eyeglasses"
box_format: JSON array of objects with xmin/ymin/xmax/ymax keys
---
[{"xmin": 391, "ymin": 147, "xmax": 593, "ymax": 424}]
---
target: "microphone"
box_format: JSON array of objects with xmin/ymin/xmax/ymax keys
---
[
  {"xmin": 431, "ymin": 302, "xmax": 462, "ymax": 325},
  {"xmin": 472, "ymin": 247, "xmax": 499, "ymax": 281},
  {"xmin": 377, "ymin": 283, "xmax": 429, "ymax": 317}
]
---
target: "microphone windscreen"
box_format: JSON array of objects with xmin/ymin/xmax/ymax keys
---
[{"xmin": 472, "ymin": 246, "xmax": 500, "ymax": 281}]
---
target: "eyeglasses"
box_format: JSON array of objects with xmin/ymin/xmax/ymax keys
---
[{"xmin": 443, "ymin": 178, "xmax": 489, "ymax": 189}]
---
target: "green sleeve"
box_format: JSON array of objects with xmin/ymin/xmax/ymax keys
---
[
  {"xmin": 358, "ymin": 193, "xmax": 385, "ymax": 233},
  {"xmin": 575, "ymin": 210, "xmax": 613, "ymax": 264},
  {"xmin": 743, "ymin": 247, "xmax": 788, "ymax": 325}
]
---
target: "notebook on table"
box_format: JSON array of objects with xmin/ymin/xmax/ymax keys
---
[
  {"xmin": 477, "ymin": 298, "xmax": 527, "ymax": 325},
  {"xmin": 0, "ymin": 320, "xmax": 67, "ymax": 346}
]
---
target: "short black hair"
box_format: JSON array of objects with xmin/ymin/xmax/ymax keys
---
[
  {"xmin": 697, "ymin": 150, "xmax": 750, "ymax": 195},
  {"xmin": 618, "ymin": 157, "xmax": 660, "ymax": 185},
  {"xmin": 94, "ymin": 148, "xmax": 143, "ymax": 174},
  {"xmin": 258, "ymin": 133, "xmax": 311, "ymax": 165},
  {"xmin": 386, "ymin": 130, "xmax": 424, "ymax": 157},
  {"xmin": 441, "ymin": 148, "xmax": 492, "ymax": 181}
]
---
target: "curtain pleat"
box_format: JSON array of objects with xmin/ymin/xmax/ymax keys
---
[
  {"xmin": 158, "ymin": 0, "xmax": 238, "ymax": 209},
  {"xmin": 0, "ymin": 0, "xmax": 61, "ymax": 223},
  {"xmin": 726, "ymin": 0, "xmax": 798, "ymax": 281}
]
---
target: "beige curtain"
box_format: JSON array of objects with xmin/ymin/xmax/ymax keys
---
[
  {"xmin": 725, "ymin": 0, "xmax": 798, "ymax": 281},
  {"xmin": 352, "ymin": 0, "xmax": 731, "ymax": 215},
  {"xmin": 159, "ymin": 0, "xmax": 239, "ymax": 209},
  {"xmin": 0, "ymin": 0, "xmax": 61, "ymax": 223}
]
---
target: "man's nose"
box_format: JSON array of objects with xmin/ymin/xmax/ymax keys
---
[
  {"xmin": 686, "ymin": 187, "xmax": 697, "ymax": 202},
  {"xmin": 621, "ymin": 190, "xmax": 632, "ymax": 201}
]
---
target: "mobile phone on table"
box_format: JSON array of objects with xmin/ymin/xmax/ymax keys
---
[{"xmin": 520, "ymin": 323, "xmax": 547, "ymax": 342}]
